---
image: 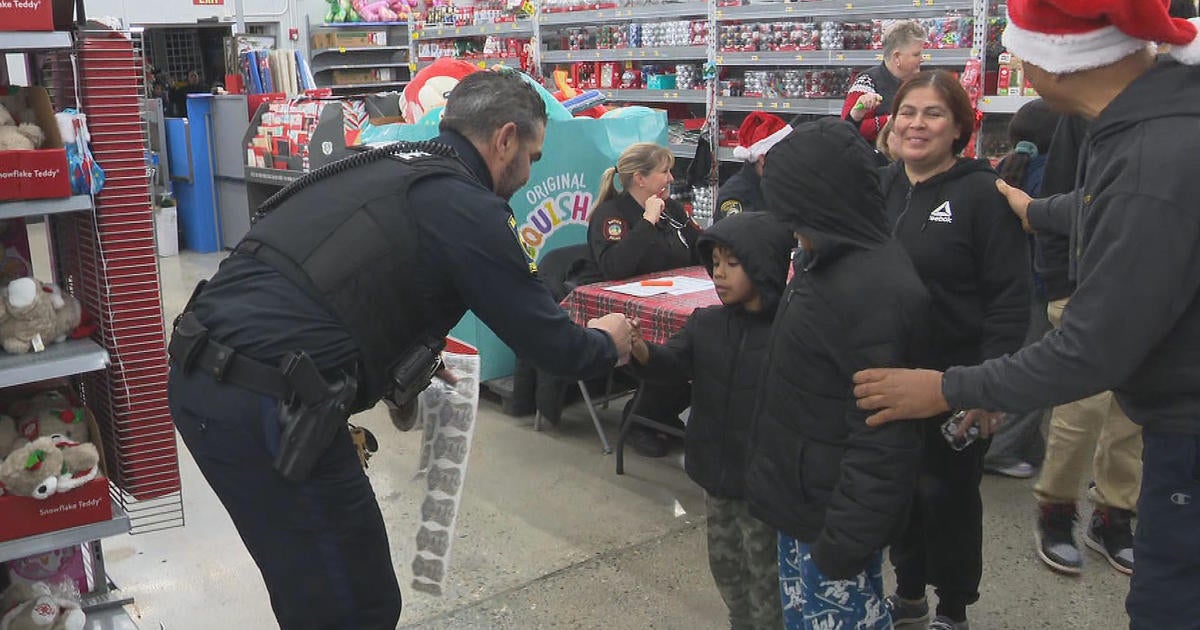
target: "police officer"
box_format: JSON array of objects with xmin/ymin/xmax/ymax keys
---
[
  {"xmin": 715, "ymin": 112, "xmax": 791, "ymax": 222},
  {"xmin": 166, "ymin": 70, "xmax": 634, "ymax": 630}
]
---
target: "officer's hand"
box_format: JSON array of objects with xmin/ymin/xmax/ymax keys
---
[
  {"xmin": 643, "ymin": 196, "xmax": 665, "ymax": 225},
  {"xmin": 588, "ymin": 313, "xmax": 633, "ymax": 365},
  {"xmin": 851, "ymin": 92, "xmax": 883, "ymax": 121},
  {"xmin": 995, "ymin": 179, "xmax": 1033, "ymax": 233}
]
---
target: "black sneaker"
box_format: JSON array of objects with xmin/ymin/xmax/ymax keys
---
[
  {"xmin": 1036, "ymin": 502, "xmax": 1082, "ymax": 575},
  {"xmin": 1085, "ymin": 506, "xmax": 1134, "ymax": 575},
  {"xmin": 884, "ymin": 594, "xmax": 931, "ymax": 628},
  {"xmin": 626, "ymin": 425, "xmax": 668, "ymax": 458}
]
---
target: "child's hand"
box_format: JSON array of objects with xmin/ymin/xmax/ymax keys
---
[{"xmin": 628, "ymin": 317, "xmax": 650, "ymax": 365}]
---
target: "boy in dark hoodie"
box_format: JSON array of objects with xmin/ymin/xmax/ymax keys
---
[
  {"xmin": 630, "ymin": 211, "xmax": 794, "ymax": 630},
  {"xmin": 745, "ymin": 118, "xmax": 930, "ymax": 630}
]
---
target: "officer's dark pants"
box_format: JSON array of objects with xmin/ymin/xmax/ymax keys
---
[
  {"xmin": 891, "ymin": 418, "xmax": 989, "ymax": 622},
  {"xmin": 168, "ymin": 365, "xmax": 402, "ymax": 630},
  {"xmin": 1127, "ymin": 430, "xmax": 1200, "ymax": 630}
]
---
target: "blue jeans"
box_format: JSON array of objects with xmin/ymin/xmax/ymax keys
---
[
  {"xmin": 779, "ymin": 533, "xmax": 891, "ymax": 630},
  {"xmin": 1127, "ymin": 431, "xmax": 1200, "ymax": 630}
]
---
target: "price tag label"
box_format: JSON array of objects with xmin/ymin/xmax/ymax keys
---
[
  {"xmin": 756, "ymin": 101, "xmax": 764, "ymax": 108},
  {"xmin": 751, "ymin": 54, "xmax": 759, "ymax": 61},
  {"xmin": 923, "ymin": 53, "xmax": 932, "ymax": 60},
  {"xmin": 846, "ymin": 3, "xmax": 854, "ymax": 9},
  {"xmin": 786, "ymin": 5, "xmax": 794, "ymax": 12},
  {"xmin": 875, "ymin": 53, "xmax": 884, "ymax": 61},
  {"xmin": 715, "ymin": 56, "xmax": 724, "ymax": 64},
  {"xmin": 796, "ymin": 54, "xmax": 804, "ymax": 61},
  {"xmin": 567, "ymin": 52, "xmax": 574, "ymax": 59},
  {"xmin": 478, "ymin": 60, "xmax": 488, "ymax": 68},
  {"xmin": 769, "ymin": 101, "xmax": 778, "ymax": 108},
  {"xmin": 783, "ymin": 101, "xmax": 791, "ymax": 108},
  {"xmin": 411, "ymin": 31, "xmax": 420, "ymax": 39},
  {"xmin": 338, "ymin": 47, "xmax": 347, "ymax": 53},
  {"xmin": 836, "ymin": 53, "xmax": 845, "ymax": 61}
]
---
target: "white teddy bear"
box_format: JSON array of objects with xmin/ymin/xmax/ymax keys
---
[{"xmin": 0, "ymin": 102, "xmax": 45, "ymax": 151}]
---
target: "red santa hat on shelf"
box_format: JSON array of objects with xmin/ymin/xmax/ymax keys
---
[
  {"xmin": 1002, "ymin": 0, "xmax": 1200, "ymax": 74},
  {"xmin": 732, "ymin": 112, "xmax": 792, "ymax": 162}
]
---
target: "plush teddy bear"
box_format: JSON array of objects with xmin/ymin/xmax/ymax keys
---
[
  {"xmin": 50, "ymin": 437, "xmax": 99, "ymax": 494},
  {"xmin": 0, "ymin": 103, "xmax": 45, "ymax": 152},
  {"xmin": 0, "ymin": 278, "xmax": 83, "ymax": 355},
  {"xmin": 0, "ymin": 438, "xmax": 64, "ymax": 499},
  {"xmin": 0, "ymin": 581, "xmax": 85, "ymax": 630}
]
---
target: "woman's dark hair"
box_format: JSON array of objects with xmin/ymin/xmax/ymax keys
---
[
  {"xmin": 999, "ymin": 98, "xmax": 1059, "ymax": 188},
  {"xmin": 892, "ymin": 70, "xmax": 977, "ymax": 155}
]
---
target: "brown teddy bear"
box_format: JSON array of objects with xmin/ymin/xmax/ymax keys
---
[
  {"xmin": 0, "ymin": 437, "xmax": 64, "ymax": 499},
  {"xmin": 0, "ymin": 278, "xmax": 82, "ymax": 355}
]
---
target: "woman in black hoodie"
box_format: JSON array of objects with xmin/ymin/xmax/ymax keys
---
[{"xmin": 880, "ymin": 71, "xmax": 1030, "ymax": 630}]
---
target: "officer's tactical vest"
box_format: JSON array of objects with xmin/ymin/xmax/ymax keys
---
[{"xmin": 237, "ymin": 142, "xmax": 473, "ymax": 407}]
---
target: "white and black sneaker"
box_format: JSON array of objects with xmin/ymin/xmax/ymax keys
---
[
  {"xmin": 1036, "ymin": 502, "xmax": 1082, "ymax": 575},
  {"xmin": 1085, "ymin": 506, "xmax": 1134, "ymax": 575},
  {"xmin": 930, "ymin": 615, "xmax": 970, "ymax": 630}
]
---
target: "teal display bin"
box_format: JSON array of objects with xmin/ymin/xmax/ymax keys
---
[{"xmin": 355, "ymin": 78, "xmax": 668, "ymax": 381}]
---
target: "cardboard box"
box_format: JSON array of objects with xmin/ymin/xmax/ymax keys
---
[
  {"xmin": 327, "ymin": 30, "xmax": 388, "ymax": 48},
  {"xmin": 0, "ymin": 86, "xmax": 72, "ymax": 201},
  {"xmin": 331, "ymin": 68, "xmax": 390, "ymax": 85},
  {"xmin": 0, "ymin": 404, "xmax": 113, "ymax": 543}
]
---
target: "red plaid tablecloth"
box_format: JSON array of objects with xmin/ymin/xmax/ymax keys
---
[{"xmin": 561, "ymin": 266, "xmax": 720, "ymax": 345}]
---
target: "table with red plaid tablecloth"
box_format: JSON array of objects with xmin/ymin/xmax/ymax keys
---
[{"xmin": 561, "ymin": 266, "xmax": 720, "ymax": 346}]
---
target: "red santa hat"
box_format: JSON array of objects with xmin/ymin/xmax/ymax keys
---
[
  {"xmin": 732, "ymin": 112, "xmax": 792, "ymax": 162},
  {"xmin": 1002, "ymin": 0, "xmax": 1200, "ymax": 74}
]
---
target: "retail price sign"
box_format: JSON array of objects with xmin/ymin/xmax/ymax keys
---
[{"xmin": 194, "ymin": 0, "xmax": 223, "ymax": 4}]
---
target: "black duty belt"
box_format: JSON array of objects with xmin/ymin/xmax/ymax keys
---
[{"xmin": 168, "ymin": 312, "xmax": 296, "ymax": 402}]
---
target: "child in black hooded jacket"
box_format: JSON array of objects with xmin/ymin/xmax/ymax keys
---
[{"xmin": 630, "ymin": 211, "xmax": 795, "ymax": 630}]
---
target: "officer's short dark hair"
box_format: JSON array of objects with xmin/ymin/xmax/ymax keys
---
[{"xmin": 440, "ymin": 70, "xmax": 548, "ymax": 143}]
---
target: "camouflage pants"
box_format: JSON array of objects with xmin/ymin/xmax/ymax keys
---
[{"xmin": 706, "ymin": 495, "xmax": 784, "ymax": 630}]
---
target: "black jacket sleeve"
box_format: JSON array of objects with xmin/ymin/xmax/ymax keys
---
[
  {"xmin": 973, "ymin": 183, "xmax": 1032, "ymax": 361},
  {"xmin": 810, "ymin": 301, "xmax": 924, "ymax": 580},
  {"xmin": 1029, "ymin": 190, "xmax": 1078, "ymax": 236},
  {"xmin": 429, "ymin": 188, "xmax": 618, "ymax": 381},
  {"xmin": 943, "ymin": 191, "xmax": 1200, "ymax": 415},
  {"xmin": 588, "ymin": 199, "xmax": 660, "ymax": 280},
  {"xmin": 631, "ymin": 314, "xmax": 696, "ymax": 385}
]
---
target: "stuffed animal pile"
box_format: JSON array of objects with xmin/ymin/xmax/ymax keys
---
[
  {"xmin": 325, "ymin": 0, "xmax": 416, "ymax": 22},
  {"xmin": 0, "ymin": 390, "xmax": 100, "ymax": 500},
  {"xmin": 0, "ymin": 581, "xmax": 85, "ymax": 630},
  {"xmin": 0, "ymin": 278, "xmax": 83, "ymax": 355},
  {"xmin": 0, "ymin": 99, "xmax": 45, "ymax": 152}
]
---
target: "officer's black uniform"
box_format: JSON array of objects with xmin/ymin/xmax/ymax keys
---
[
  {"xmin": 167, "ymin": 131, "xmax": 618, "ymax": 629},
  {"xmin": 586, "ymin": 191, "xmax": 701, "ymax": 280},
  {"xmin": 714, "ymin": 162, "xmax": 765, "ymax": 222}
]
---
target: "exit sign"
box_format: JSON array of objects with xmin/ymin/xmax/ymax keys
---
[{"xmin": 193, "ymin": 0, "xmax": 224, "ymax": 4}]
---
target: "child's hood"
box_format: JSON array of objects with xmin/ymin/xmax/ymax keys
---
[{"xmin": 697, "ymin": 212, "xmax": 794, "ymax": 314}]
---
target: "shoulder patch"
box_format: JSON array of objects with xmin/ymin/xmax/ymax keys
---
[
  {"xmin": 507, "ymin": 214, "xmax": 539, "ymax": 275},
  {"xmin": 605, "ymin": 217, "xmax": 626, "ymax": 241},
  {"xmin": 720, "ymin": 199, "xmax": 743, "ymax": 217}
]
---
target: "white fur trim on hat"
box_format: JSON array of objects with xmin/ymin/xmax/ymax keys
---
[
  {"xmin": 732, "ymin": 124, "xmax": 793, "ymax": 162},
  {"xmin": 1171, "ymin": 17, "xmax": 1200, "ymax": 65},
  {"xmin": 1002, "ymin": 19, "xmax": 1150, "ymax": 74}
]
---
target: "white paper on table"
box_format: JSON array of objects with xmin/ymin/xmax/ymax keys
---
[
  {"xmin": 664, "ymin": 276, "xmax": 715, "ymax": 296},
  {"xmin": 603, "ymin": 276, "xmax": 715, "ymax": 297}
]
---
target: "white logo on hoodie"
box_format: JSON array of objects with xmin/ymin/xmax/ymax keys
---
[{"xmin": 928, "ymin": 201, "xmax": 953, "ymax": 224}]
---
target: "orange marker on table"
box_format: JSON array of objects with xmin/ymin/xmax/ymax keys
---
[{"xmin": 640, "ymin": 279, "xmax": 674, "ymax": 287}]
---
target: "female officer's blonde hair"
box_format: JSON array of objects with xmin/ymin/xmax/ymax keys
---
[{"xmin": 593, "ymin": 143, "xmax": 675, "ymax": 210}]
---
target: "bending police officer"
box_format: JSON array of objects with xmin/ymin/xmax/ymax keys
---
[{"xmin": 165, "ymin": 70, "xmax": 634, "ymax": 630}]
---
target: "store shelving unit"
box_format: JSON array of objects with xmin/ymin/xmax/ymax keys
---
[
  {"xmin": 0, "ymin": 20, "xmax": 169, "ymax": 626},
  {"xmin": 308, "ymin": 19, "xmax": 413, "ymax": 94}
]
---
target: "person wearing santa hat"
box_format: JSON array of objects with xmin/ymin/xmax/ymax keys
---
[
  {"xmin": 851, "ymin": 2, "xmax": 1200, "ymax": 628},
  {"xmin": 715, "ymin": 112, "xmax": 792, "ymax": 222}
]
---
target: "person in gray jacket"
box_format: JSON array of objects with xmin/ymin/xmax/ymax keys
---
[{"xmin": 852, "ymin": 2, "xmax": 1200, "ymax": 629}]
